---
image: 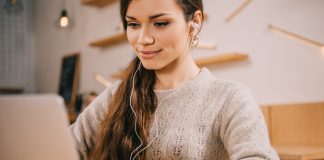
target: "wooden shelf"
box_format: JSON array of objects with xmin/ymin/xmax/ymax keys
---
[
  {"xmin": 195, "ymin": 53, "xmax": 248, "ymax": 67},
  {"xmin": 81, "ymin": 0, "xmax": 117, "ymax": 7},
  {"xmin": 90, "ymin": 32, "xmax": 127, "ymax": 47},
  {"xmin": 195, "ymin": 42, "xmax": 217, "ymax": 50},
  {"xmin": 110, "ymin": 53, "xmax": 248, "ymax": 79}
]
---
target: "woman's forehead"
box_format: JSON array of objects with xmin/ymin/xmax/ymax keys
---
[{"xmin": 126, "ymin": 0, "xmax": 183, "ymax": 18}]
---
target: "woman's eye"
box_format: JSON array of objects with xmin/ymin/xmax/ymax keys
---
[
  {"xmin": 127, "ymin": 22, "xmax": 140, "ymax": 28},
  {"xmin": 154, "ymin": 22, "xmax": 169, "ymax": 27}
]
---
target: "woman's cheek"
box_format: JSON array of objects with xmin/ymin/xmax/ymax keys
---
[
  {"xmin": 156, "ymin": 29, "xmax": 179, "ymax": 47},
  {"xmin": 126, "ymin": 31, "xmax": 138, "ymax": 47}
]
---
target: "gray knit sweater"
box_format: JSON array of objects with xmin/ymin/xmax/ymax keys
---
[{"xmin": 70, "ymin": 68, "xmax": 279, "ymax": 160}]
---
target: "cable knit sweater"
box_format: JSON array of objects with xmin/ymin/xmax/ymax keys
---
[{"xmin": 70, "ymin": 68, "xmax": 279, "ymax": 160}]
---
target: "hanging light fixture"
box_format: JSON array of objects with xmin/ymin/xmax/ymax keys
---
[
  {"xmin": 59, "ymin": 9, "xmax": 69, "ymax": 28},
  {"xmin": 55, "ymin": 0, "xmax": 72, "ymax": 29}
]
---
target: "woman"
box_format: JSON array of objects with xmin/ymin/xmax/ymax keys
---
[{"xmin": 70, "ymin": 0, "xmax": 279, "ymax": 159}]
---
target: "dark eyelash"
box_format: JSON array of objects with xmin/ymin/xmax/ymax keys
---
[
  {"xmin": 127, "ymin": 22, "xmax": 140, "ymax": 27},
  {"xmin": 154, "ymin": 22, "xmax": 169, "ymax": 27}
]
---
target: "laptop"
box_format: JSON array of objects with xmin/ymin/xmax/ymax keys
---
[{"xmin": 0, "ymin": 94, "xmax": 79, "ymax": 160}]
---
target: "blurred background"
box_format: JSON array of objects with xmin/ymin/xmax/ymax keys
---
[
  {"xmin": 1, "ymin": 0, "xmax": 324, "ymax": 159},
  {"xmin": 1, "ymin": 0, "xmax": 323, "ymax": 104}
]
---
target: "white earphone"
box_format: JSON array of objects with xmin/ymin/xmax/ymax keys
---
[{"xmin": 191, "ymin": 22, "xmax": 199, "ymax": 35}]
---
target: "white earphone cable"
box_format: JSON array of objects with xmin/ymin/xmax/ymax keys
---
[
  {"xmin": 129, "ymin": 62, "xmax": 180, "ymax": 160},
  {"xmin": 131, "ymin": 88, "xmax": 179, "ymax": 160},
  {"xmin": 129, "ymin": 62, "xmax": 144, "ymax": 160}
]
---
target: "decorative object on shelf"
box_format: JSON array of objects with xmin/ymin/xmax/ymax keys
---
[
  {"xmin": 269, "ymin": 24, "xmax": 324, "ymax": 53},
  {"xmin": 225, "ymin": 0, "xmax": 253, "ymax": 23},
  {"xmin": 2, "ymin": 0, "xmax": 23, "ymax": 14},
  {"xmin": 94, "ymin": 74, "xmax": 112, "ymax": 87},
  {"xmin": 90, "ymin": 32, "xmax": 127, "ymax": 47},
  {"xmin": 195, "ymin": 52, "xmax": 249, "ymax": 67},
  {"xmin": 81, "ymin": 0, "xmax": 118, "ymax": 7}
]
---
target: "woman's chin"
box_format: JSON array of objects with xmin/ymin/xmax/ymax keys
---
[{"xmin": 141, "ymin": 61, "xmax": 164, "ymax": 71}]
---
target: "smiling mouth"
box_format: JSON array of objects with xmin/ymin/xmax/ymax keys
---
[{"xmin": 138, "ymin": 49, "xmax": 162, "ymax": 59}]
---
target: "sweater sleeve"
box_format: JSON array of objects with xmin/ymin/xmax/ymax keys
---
[
  {"xmin": 69, "ymin": 82, "xmax": 119, "ymax": 160},
  {"xmin": 219, "ymin": 83, "xmax": 279, "ymax": 160}
]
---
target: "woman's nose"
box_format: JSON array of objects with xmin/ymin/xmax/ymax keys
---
[{"xmin": 137, "ymin": 26, "xmax": 154, "ymax": 45}]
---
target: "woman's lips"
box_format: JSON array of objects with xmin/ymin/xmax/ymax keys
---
[{"xmin": 139, "ymin": 49, "xmax": 162, "ymax": 59}]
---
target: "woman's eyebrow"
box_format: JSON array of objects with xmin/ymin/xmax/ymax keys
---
[
  {"xmin": 149, "ymin": 13, "xmax": 170, "ymax": 19},
  {"xmin": 125, "ymin": 13, "xmax": 170, "ymax": 20}
]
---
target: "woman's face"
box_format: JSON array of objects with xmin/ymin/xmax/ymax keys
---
[{"xmin": 126, "ymin": 0, "xmax": 191, "ymax": 70}]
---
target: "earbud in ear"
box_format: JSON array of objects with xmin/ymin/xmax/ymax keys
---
[{"xmin": 191, "ymin": 22, "xmax": 199, "ymax": 35}]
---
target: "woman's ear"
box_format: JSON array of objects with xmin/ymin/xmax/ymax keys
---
[{"xmin": 190, "ymin": 10, "xmax": 203, "ymax": 35}]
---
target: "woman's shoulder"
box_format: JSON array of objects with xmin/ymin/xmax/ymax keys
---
[
  {"xmin": 110, "ymin": 80, "xmax": 122, "ymax": 95},
  {"xmin": 201, "ymin": 69, "xmax": 250, "ymax": 94},
  {"xmin": 204, "ymin": 78, "xmax": 252, "ymax": 105},
  {"xmin": 91, "ymin": 80, "xmax": 122, "ymax": 107},
  {"xmin": 101, "ymin": 80, "xmax": 122, "ymax": 96},
  {"xmin": 210, "ymin": 78, "xmax": 249, "ymax": 92}
]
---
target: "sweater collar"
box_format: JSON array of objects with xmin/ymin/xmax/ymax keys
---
[{"xmin": 154, "ymin": 68, "xmax": 212, "ymax": 100}]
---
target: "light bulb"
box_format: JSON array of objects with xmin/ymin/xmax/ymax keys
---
[{"xmin": 60, "ymin": 16, "xmax": 69, "ymax": 28}]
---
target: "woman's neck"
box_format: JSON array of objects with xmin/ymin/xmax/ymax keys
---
[{"xmin": 154, "ymin": 54, "xmax": 200, "ymax": 90}]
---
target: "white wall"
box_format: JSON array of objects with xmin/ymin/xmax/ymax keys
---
[{"xmin": 35, "ymin": 0, "xmax": 324, "ymax": 105}]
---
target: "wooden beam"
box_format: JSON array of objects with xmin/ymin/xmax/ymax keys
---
[
  {"xmin": 195, "ymin": 53, "xmax": 249, "ymax": 67},
  {"xmin": 225, "ymin": 0, "xmax": 253, "ymax": 22},
  {"xmin": 94, "ymin": 74, "xmax": 112, "ymax": 87},
  {"xmin": 90, "ymin": 32, "xmax": 127, "ymax": 47},
  {"xmin": 269, "ymin": 24, "xmax": 324, "ymax": 52}
]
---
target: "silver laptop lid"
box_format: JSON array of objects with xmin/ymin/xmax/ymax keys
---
[{"xmin": 0, "ymin": 94, "xmax": 79, "ymax": 160}]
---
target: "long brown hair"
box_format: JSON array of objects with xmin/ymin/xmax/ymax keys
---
[{"xmin": 90, "ymin": 0, "xmax": 204, "ymax": 159}]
